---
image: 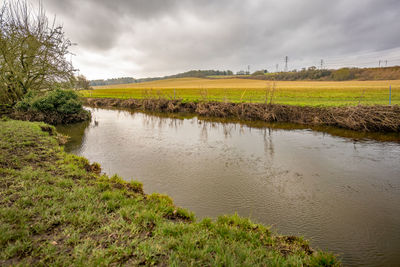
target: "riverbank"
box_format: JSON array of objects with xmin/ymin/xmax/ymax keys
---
[
  {"xmin": 84, "ymin": 98, "xmax": 400, "ymax": 132},
  {"xmin": 8, "ymin": 109, "xmax": 91, "ymax": 125},
  {"xmin": 0, "ymin": 119, "xmax": 339, "ymax": 266}
]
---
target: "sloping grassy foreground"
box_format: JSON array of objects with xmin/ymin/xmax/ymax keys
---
[{"xmin": 0, "ymin": 119, "xmax": 339, "ymax": 266}]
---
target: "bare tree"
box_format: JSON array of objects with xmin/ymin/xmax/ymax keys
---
[
  {"xmin": 0, "ymin": 0, "xmax": 74, "ymax": 104},
  {"xmin": 75, "ymin": 75, "xmax": 91, "ymax": 90}
]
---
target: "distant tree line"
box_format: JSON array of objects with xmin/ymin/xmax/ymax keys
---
[
  {"xmin": 137, "ymin": 70, "xmax": 234, "ymax": 83},
  {"xmin": 248, "ymin": 66, "xmax": 400, "ymax": 81},
  {"xmin": 166, "ymin": 70, "xmax": 233, "ymax": 79},
  {"xmin": 90, "ymin": 77, "xmax": 136, "ymax": 86},
  {"xmin": 90, "ymin": 70, "xmax": 234, "ymax": 86},
  {"xmin": 135, "ymin": 70, "xmax": 233, "ymax": 83}
]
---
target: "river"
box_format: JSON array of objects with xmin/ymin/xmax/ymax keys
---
[{"xmin": 57, "ymin": 107, "xmax": 400, "ymax": 266}]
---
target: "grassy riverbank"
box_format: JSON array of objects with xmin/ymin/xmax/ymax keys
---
[
  {"xmin": 0, "ymin": 119, "xmax": 339, "ymax": 266},
  {"xmin": 81, "ymin": 78, "xmax": 400, "ymax": 106}
]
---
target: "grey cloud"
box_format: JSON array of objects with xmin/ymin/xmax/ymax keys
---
[{"xmin": 39, "ymin": 0, "xmax": 400, "ymax": 78}]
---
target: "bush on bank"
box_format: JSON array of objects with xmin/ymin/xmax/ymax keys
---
[
  {"xmin": 15, "ymin": 89, "xmax": 83, "ymax": 114},
  {"xmin": 11, "ymin": 89, "xmax": 90, "ymax": 124}
]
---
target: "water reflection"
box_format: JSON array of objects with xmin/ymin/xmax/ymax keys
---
[
  {"xmin": 57, "ymin": 107, "xmax": 400, "ymax": 267},
  {"xmin": 56, "ymin": 120, "xmax": 90, "ymax": 152}
]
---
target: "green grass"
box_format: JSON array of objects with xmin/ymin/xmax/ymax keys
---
[
  {"xmin": 0, "ymin": 118, "xmax": 339, "ymax": 266},
  {"xmin": 81, "ymin": 78, "xmax": 400, "ymax": 107}
]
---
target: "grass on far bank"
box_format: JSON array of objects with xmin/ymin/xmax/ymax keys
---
[
  {"xmin": 0, "ymin": 119, "xmax": 339, "ymax": 266},
  {"xmin": 81, "ymin": 77, "xmax": 400, "ymax": 107}
]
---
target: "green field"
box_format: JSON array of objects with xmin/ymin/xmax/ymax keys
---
[
  {"xmin": 0, "ymin": 119, "xmax": 338, "ymax": 266},
  {"xmin": 81, "ymin": 78, "xmax": 400, "ymax": 106}
]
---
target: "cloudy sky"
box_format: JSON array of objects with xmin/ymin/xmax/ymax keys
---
[{"xmin": 37, "ymin": 0, "xmax": 400, "ymax": 79}]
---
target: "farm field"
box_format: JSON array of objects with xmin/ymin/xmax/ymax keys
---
[{"xmin": 81, "ymin": 78, "xmax": 400, "ymax": 106}]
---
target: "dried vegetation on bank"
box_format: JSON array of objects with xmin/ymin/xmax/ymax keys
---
[{"xmin": 85, "ymin": 98, "xmax": 400, "ymax": 132}]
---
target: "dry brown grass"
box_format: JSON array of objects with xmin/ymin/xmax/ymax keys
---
[{"xmin": 85, "ymin": 98, "xmax": 400, "ymax": 132}]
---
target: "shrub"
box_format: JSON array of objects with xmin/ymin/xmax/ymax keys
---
[
  {"xmin": 15, "ymin": 89, "xmax": 83, "ymax": 114},
  {"xmin": 14, "ymin": 91, "xmax": 37, "ymax": 111}
]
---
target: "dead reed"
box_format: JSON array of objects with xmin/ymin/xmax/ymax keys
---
[{"xmin": 84, "ymin": 98, "xmax": 400, "ymax": 132}]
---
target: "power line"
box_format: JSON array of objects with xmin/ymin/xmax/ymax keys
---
[
  {"xmin": 325, "ymin": 57, "xmax": 400, "ymax": 67},
  {"xmin": 267, "ymin": 54, "xmax": 400, "ymax": 72},
  {"xmin": 321, "ymin": 47, "xmax": 400, "ymax": 62},
  {"xmin": 323, "ymin": 52, "xmax": 400, "ymax": 64}
]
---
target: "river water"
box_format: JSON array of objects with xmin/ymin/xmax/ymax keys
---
[{"xmin": 57, "ymin": 107, "xmax": 400, "ymax": 266}]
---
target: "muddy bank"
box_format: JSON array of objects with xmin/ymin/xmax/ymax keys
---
[
  {"xmin": 9, "ymin": 109, "xmax": 91, "ymax": 125},
  {"xmin": 84, "ymin": 98, "xmax": 400, "ymax": 132}
]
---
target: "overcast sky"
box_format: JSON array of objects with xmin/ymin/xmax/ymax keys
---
[{"xmin": 36, "ymin": 0, "xmax": 400, "ymax": 79}]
